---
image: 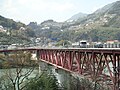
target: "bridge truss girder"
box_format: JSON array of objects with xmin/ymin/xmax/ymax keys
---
[{"xmin": 38, "ymin": 49, "xmax": 120, "ymax": 90}]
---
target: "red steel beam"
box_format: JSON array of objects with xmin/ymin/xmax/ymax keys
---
[{"xmin": 38, "ymin": 48, "xmax": 120, "ymax": 90}]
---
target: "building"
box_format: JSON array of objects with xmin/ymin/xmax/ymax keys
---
[{"xmin": 104, "ymin": 40, "xmax": 120, "ymax": 48}]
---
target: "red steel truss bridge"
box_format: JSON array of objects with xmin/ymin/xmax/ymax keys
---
[{"xmin": 0, "ymin": 48, "xmax": 120, "ymax": 90}]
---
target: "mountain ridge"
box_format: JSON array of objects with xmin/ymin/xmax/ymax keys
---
[
  {"xmin": 1, "ymin": 0, "xmax": 120, "ymax": 44},
  {"xmin": 30, "ymin": 0, "xmax": 120, "ymax": 42},
  {"xmin": 67, "ymin": 12, "xmax": 87, "ymax": 22},
  {"xmin": 0, "ymin": 15, "xmax": 25, "ymax": 30}
]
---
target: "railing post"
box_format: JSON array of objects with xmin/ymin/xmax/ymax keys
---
[
  {"xmin": 113, "ymin": 53, "xmax": 117, "ymax": 90},
  {"xmin": 117, "ymin": 55, "xmax": 120, "ymax": 90}
]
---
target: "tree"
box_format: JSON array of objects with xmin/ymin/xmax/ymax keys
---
[
  {"xmin": 0, "ymin": 51, "xmax": 38, "ymax": 90},
  {"xmin": 25, "ymin": 26, "xmax": 36, "ymax": 37},
  {"xmin": 56, "ymin": 40, "xmax": 71, "ymax": 47},
  {"xmin": 24, "ymin": 72, "xmax": 60, "ymax": 90}
]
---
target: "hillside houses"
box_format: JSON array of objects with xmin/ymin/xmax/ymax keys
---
[{"xmin": 0, "ymin": 25, "xmax": 7, "ymax": 32}]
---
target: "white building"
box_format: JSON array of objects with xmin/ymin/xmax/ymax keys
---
[{"xmin": 0, "ymin": 25, "xmax": 7, "ymax": 32}]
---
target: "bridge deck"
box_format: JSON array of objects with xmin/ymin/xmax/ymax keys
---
[{"xmin": 0, "ymin": 48, "xmax": 119, "ymax": 90}]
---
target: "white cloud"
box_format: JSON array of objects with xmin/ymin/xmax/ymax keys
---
[
  {"xmin": 0, "ymin": 0, "xmax": 118, "ymax": 24},
  {"xmin": 0, "ymin": 0, "xmax": 76, "ymax": 24},
  {"xmin": 91, "ymin": 5, "xmax": 105, "ymax": 13},
  {"xmin": 17, "ymin": 0, "xmax": 28, "ymax": 5},
  {"xmin": 49, "ymin": 2, "xmax": 74, "ymax": 12},
  {"xmin": 2, "ymin": 0, "xmax": 18, "ymax": 14},
  {"xmin": 3, "ymin": 0, "xmax": 12, "ymax": 9},
  {"xmin": 17, "ymin": 0, "xmax": 75, "ymax": 20},
  {"xmin": 20, "ymin": 0, "xmax": 75, "ymax": 12}
]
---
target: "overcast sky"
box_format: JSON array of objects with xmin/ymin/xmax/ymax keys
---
[{"xmin": 0, "ymin": 0, "xmax": 119, "ymax": 24}]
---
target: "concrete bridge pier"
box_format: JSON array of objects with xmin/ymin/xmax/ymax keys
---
[
  {"xmin": 38, "ymin": 61, "xmax": 76, "ymax": 90},
  {"xmin": 38, "ymin": 60, "xmax": 50, "ymax": 73},
  {"xmin": 53, "ymin": 68, "xmax": 72, "ymax": 90}
]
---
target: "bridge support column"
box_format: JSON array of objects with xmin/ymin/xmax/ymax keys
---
[
  {"xmin": 38, "ymin": 60, "xmax": 50, "ymax": 73},
  {"xmin": 53, "ymin": 68, "xmax": 72, "ymax": 90},
  {"xmin": 38, "ymin": 61, "xmax": 75, "ymax": 90}
]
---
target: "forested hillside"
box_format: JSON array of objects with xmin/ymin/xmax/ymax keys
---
[
  {"xmin": 0, "ymin": 15, "xmax": 35, "ymax": 45},
  {"xmin": 1, "ymin": 0, "xmax": 120, "ymax": 45},
  {"xmin": 0, "ymin": 15, "xmax": 25, "ymax": 30},
  {"xmin": 29, "ymin": 0, "xmax": 120, "ymax": 42}
]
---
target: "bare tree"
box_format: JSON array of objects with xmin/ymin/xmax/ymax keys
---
[{"xmin": 0, "ymin": 51, "xmax": 38, "ymax": 90}]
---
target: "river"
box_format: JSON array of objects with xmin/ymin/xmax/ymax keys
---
[{"xmin": 0, "ymin": 67, "xmax": 39, "ymax": 90}]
